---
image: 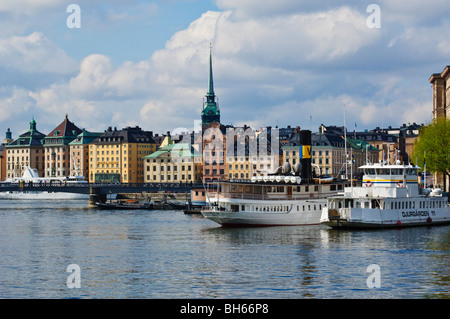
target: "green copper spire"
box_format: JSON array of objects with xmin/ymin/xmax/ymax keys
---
[
  {"xmin": 29, "ymin": 117, "xmax": 37, "ymax": 132},
  {"xmin": 201, "ymin": 44, "xmax": 220, "ymax": 126},
  {"xmin": 206, "ymin": 44, "xmax": 215, "ymax": 100}
]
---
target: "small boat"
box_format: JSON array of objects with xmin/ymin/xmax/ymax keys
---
[
  {"xmin": 95, "ymin": 199, "xmax": 155, "ymax": 210},
  {"xmin": 0, "ymin": 166, "xmax": 89, "ymax": 200},
  {"xmin": 183, "ymin": 205, "xmax": 204, "ymax": 214},
  {"xmin": 320, "ymin": 162, "xmax": 450, "ymax": 229}
]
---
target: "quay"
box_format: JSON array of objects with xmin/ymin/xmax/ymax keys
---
[{"xmin": 0, "ymin": 182, "xmax": 203, "ymax": 207}]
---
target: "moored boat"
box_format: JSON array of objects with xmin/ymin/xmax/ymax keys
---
[
  {"xmin": 320, "ymin": 162, "xmax": 450, "ymax": 229},
  {"xmin": 201, "ymin": 179, "xmax": 348, "ymax": 227},
  {"xmin": 0, "ymin": 166, "xmax": 89, "ymax": 200},
  {"xmin": 95, "ymin": 199, "xmax": 154, "ymax": 210}
]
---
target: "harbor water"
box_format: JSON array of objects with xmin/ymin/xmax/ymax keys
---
[{"xmin": 0, "ymin": 200, "xmax": 448, "ymax": 299}]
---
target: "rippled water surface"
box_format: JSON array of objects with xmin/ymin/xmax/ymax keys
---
[{"xmin": 0, "ymin": 200, "xmax": 448, "ymax": 299}]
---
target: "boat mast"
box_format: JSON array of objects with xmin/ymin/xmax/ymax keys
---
[
  {"xmin": 424, "ymin": 151, "xmax": 426, "ymax": 188},
  {"xmin": 344, "ymin": 104, "xmax": 348, "ymax": 179}
]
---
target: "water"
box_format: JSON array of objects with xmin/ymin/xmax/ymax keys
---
[{"xmin": 0, "ymin": 200, "xmax": 449, "ymax": 299}]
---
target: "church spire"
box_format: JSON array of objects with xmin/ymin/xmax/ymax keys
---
[
  {"xmin": 201, "ymin": 44, "xmax": 220, "ymax": 127},
  {"xmin": 206, "ymin": 43, "xmax": 215, "ymax": 102}
]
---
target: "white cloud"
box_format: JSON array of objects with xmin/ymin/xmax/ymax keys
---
[
  {"xmin": 0, "ymin": 88, "xmax": 35, "ymax": 124},
  {"xmin": 0, "ymin": 32, "xmax": 77, "ymax": 74},
  {"xmin": 0, "ymin": 0, "xmax": 64, "ymax": 15}
]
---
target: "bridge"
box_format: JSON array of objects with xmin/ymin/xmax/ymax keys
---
[{"xmin": 0, "ymin": 182, "xmax": 206, "ymax": 206}]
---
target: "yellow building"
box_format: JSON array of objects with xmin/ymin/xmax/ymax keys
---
[
  {"xmin": 144, "ymin": 143, "xmax": 202, "ymax": 184},
  {"xmin": 89, "ymin": 126, "xmax": 156, "ymax": 183},
  {"xmin": 227, "ymin": 155, "xmax": 252, "ymax": 180},
  {"xmin": 69, "ymin": 130, "xmax": 102, "ymax": 178}
]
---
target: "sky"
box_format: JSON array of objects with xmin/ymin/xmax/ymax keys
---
[{"xmin": 1, "ymin": 0, "xmax": 449, "ymax": 139}]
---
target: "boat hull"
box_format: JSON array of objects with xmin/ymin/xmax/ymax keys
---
[
  {"xmin": 321, "ymin": 207, "xmax": 450, "ymax": 229},
  {"xmin": 202, "ymin": 210, "xmax": 323, "ymax": 227},
  {"xmin": 323, "ymin": 219, "xmax": 450, "ymax": 229}
]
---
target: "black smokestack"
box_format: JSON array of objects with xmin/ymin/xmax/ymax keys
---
[{"xmin": 300, "ymin": 130, "xmax": 312, "ymax": 183}]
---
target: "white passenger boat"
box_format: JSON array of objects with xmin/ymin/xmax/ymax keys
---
[
  {"xmin": 201, "ymin": 178, "xmax": 347, "ymax": 227},
  {"xmin": 0, "ymin": 191, "xmax": 88, "ymax": 200},
  {"xmin": 0, "ymin": 166, "xmax": 89, "ymax": 200},
  {"xmin": 320, "ymin": 162, "xmax": 450, "ymax": 229}
]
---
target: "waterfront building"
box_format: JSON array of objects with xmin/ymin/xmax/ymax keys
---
[
  {"xmin": 429, "ymin": 65, "xmax": 450, "ymax": 189},
  {"xmin": 0, "ymin": 129, "xmax": 13, "ymax": 181},
  {"xmin": 202, "ymin": 122, "xmax": 227, "ymax": 182},
  {"xmin": 89, "ymin": 126, "xmax": 156, "ymax": 183},
  {"xmin": 43, "ymin": 115, "xmax": 83, "ymax": 177},
  {"xmin": 429, "ymin": 65, "xmax": 450, "ymax": 121},
  {"xmin": 310, "ymin": 133, "xmax": 346, "ymax": 177},
  {"xmin": 201, "ymin": 48, "xmax": 227, "ymax": 182},
  {"xmin": 69, "ymin": 130, "xmax": 102, "ymax": 178},
  {"xmin": 345, "ymin": 139, "xmax": 380, "ymax": 177},
  {"xmin": 143, "ymin": 142, "xmax": 202, "ymax": 184},
  {"xmin": 319, "ymin": 123, "xmax": 411, "ymax": 164},
  {"xmin": 350, "ymin": 128, "xmax": 398, "ymax": 163},
  {"xmin": 5, "ymin": 119, "xmax": 46, "ymax": 178}
]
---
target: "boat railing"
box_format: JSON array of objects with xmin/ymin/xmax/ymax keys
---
[{"xmin": 210, "ymin": 192, "xmax": 331, "ymax": 201}]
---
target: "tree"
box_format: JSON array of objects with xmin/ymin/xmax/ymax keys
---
[{"xmin": 411, "ymin": 118, "xmax": 450, "ymax": 192}]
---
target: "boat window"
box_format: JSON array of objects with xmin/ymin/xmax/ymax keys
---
[
  {"xmin": 372, "ymin": 200, "xmax": 379, "ymax": 208},
  {"xmin": 241, "ymin": 205, "xmax": 245, "ymax": 211},
  {"xmin": 367, "ymin": 168, "xmax": 376, "ymax": 175},
  {"xmin": 344, "ymin": 199, "xmax": 352, "ymax": 208}
]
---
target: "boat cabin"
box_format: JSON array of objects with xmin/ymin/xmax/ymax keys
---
[{"xmin": 208, "ymin": 180, "xmax": 349, "ymax": 201}]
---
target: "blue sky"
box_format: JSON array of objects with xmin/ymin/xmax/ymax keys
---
[{"xmin": 1, "ymin": 0, "xmax": 449, "ymax": 138}]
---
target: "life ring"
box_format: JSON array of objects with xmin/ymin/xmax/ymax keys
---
[
  {"xmin": 397, "ymin": 182, "xmax": 404, "ymax": 188},
  {"xmin": 365, "ymin": 181, "xmax": 373, "ymax": 187}
]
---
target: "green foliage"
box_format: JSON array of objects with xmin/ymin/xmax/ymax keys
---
[{"xmin": 412, "ymin": 118, "xmax": 450, "ymax": 177}]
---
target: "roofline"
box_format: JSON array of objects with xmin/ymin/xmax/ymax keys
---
[{"xmin": 429, "ymin": 65, "xmax": 450, "ymax": 83}]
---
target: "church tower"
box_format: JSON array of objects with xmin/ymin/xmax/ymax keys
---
[{"xmin": 201, "ymin": 46, "xmax": 220, "ymax": 129}]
